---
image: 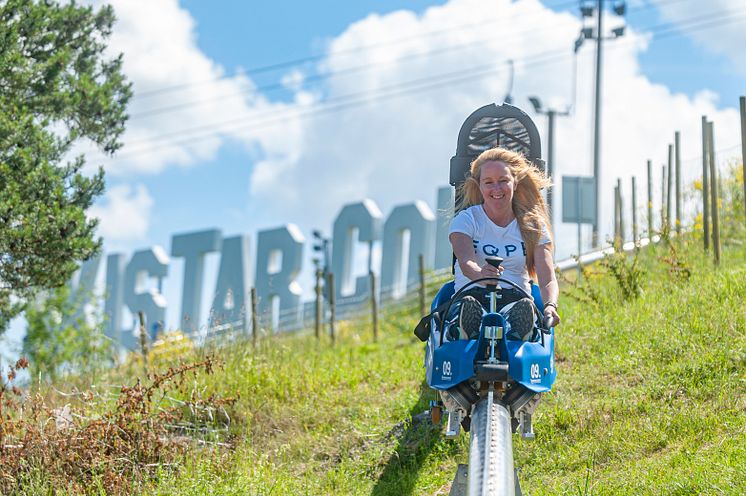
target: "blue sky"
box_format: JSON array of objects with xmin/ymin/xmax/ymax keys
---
[
  {"xmin": 181, "ymin": 0, "xmax": 743, "ymax": 104},
  {"xmin": 4, "ymin": 0, "xmax": 746, "ymax": 354}
]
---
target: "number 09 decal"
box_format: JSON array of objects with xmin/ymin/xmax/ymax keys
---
[
  {"xmin": 530, "ymin": 363, "xmax": 540, "ymax": 379},
  {"xmin": 443, "ymin": 361, "xmax": 452, "ymax": 376}
]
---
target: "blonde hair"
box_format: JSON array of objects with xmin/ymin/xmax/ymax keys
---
[{"xmin": 456, "ymin": 147, "xmax": 553, "ymax": 278}]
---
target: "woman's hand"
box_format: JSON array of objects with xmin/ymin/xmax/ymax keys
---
[
  {"xmin": 543, "ymin": 305, "xmax": 560, "ymax": 327},
  {"xmin": 477, "ymin": 261, "xmax": 504, "ymax": 279}
]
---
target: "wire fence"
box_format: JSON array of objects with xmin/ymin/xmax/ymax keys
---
[
  {"xmin": 155, "ymin": 240, "xmax": 639, "ymax": 352},
  {"xmin": 177, "ymin": 267, "xmax": 453, "ymax": 347}
]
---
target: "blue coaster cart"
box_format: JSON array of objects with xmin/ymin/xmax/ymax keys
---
[{"xmin": 414, "ymin": 102, "xmax": 557, "ymax": 496}]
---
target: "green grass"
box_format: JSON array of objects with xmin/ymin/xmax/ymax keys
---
[
  {"xmin": 22, "ymin": 238, "xmax": 746, "ymax": 495},
  {"xmin": 137, "ymin": 237, "xmax": 745, "ymax": 495}
]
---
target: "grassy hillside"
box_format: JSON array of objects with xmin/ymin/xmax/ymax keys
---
[
  {"xmin": 9, "ymin": 237, "xmax": 746, "ymax": 495},
  {"xmin": 148, "ymin": 239, "xmax": 745, "ymax": 494}
]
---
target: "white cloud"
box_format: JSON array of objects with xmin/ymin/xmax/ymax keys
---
[
  {"xmin": 88, "ymin": 184, "xmax": 154, "ymax": 243},
  {"xmin": 81, "ymin": 0, "xmax": 303, "ymax": 176},
  {"xmin": 244, "ymin": 0, "xmax": 742, "ymax": 255}
]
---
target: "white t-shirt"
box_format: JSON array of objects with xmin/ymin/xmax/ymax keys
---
[{"xmin": 449, "ymin": 205, "xmax": 550, "ymax": 293}]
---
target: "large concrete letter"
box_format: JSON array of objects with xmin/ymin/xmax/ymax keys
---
[
  {"xmin": 380, "ymin": 201, "xmax": 435, "ymax": 299},
  {"xmin": 124, "ymin": 247, "xmax": 169, "ymax": 340},
  {"xmin": 255, "ymin": 225, "xmax": 304, "ymax": 331},
  {"xmin": 434, "ymin": 186, "xmax": 455, "ymax": 270},
  {"xmin": 171, "ymin": 229, "xmax": 222, "ymax": 332},
  {"xmin": 104, "ymin": 253, "xmax": 125, "ymax": 344},
  {"xmin": 331, "ymin": 199, "xmax": 382, "ymax": 300},
  {"xmin": 210, "ymin": 235, "xmax": 251, "ymax": 330}
]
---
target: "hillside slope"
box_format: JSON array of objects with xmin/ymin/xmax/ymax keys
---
[
  {"xmin": 11, "ymin": 239, "xmax": 744, "ymax": 495},
  {"xmin": 144, "ymin": 240, "xmax": 745, "ymax": 495}
]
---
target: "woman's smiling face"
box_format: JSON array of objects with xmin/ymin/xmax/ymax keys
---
[{"xmin": 479, "ymin": 160, "xmax": 514, "ymax": 209}]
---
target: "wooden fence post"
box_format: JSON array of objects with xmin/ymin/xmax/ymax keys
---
[
  {"xmin": 647, "ymin": 160, "xmax": 653, "ymax": 238},
  {"xmin": 675, "ymin": 131, "xmax": 682, "ymax": 234},
  {"xmin": 328, "ymin": 272, "xmax": 336, "ymax": 345},
  {"xmin": 702, "ymin": 116, "xmax": 710, "ymax": 251},
  {"xmin": 370, "ymin": 270, "xmax": 378, "ymax": 342},
  {"xmin": 418, "ymin": 254, "xmax": 426, "ymax": 317},
  {"xmin": 740, "ymin": 97, "xmax": 746, "ymax": 231},
  {"xmin": 314, "ymin": 269, "xmax": 322, "ymax": 340},
  {"xmin": 707, "ymin": 121, "xmax": 721, "ymax": 265},
  {"xmin": 613, "ymin": 184, "xmax": 619, "ymax": 246},
  {"xmin": 632, "ymin": 176, "xmax": 638, "ymax": 243},
  {"xmin": 616, "ymin": 178, "xmax": 625, "ymax": 249},
  {"xmin": 138, "ymin": 311, "xmax": 148, "ymax": 375},
  {"xmin": 667, "ymin": 144, "xmax": 673, "ymax": 231},
  {"xmin": 661, "ymin": 165, "xmax": 667, "ymax": 232},
  {"xmin": 251, "ymin": 287, "xmax": 258, "ymax": 347}
]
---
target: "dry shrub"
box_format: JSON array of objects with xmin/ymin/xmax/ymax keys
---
[
  {"xmin": 0, "ymin": 355, "xmax": 238, "ymax": 494},
  {"xmin": 660, "ymin": 243, "xmax": 692, "ymax": 282}
]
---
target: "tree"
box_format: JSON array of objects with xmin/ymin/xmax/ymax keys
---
[
  {"xmin": 22, "ymin": 284, "xmax": 112, "ymax": 383},
  {"xmin": 0, "ymin": 0, "xmax": 131, "ymax": 332}
]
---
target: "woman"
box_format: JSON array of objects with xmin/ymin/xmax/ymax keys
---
[{"xmin": 447, "ymin": 147, "xmax": 560, "ymax": 341}]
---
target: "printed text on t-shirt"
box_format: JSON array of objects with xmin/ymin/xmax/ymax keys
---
[{"xmin": 473, "ymin": 240, "xmax": 527, "ymax": 257}]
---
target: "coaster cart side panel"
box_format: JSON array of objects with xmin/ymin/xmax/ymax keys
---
[
  {"xmin": 504, "ymin": 284, "xmax": 557, "ymax": 393},
  {"xmin": 505, "ymin": 330, "xmax": 557, "ymax": 393}
]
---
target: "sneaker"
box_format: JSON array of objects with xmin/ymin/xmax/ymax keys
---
[
  {"xmin": 458, "ymin": 296, "xmax": 484, "ymax": 339},
  {"xmin": 504, "ymin": 298, "xmax": 535, "ymax": 341}
]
